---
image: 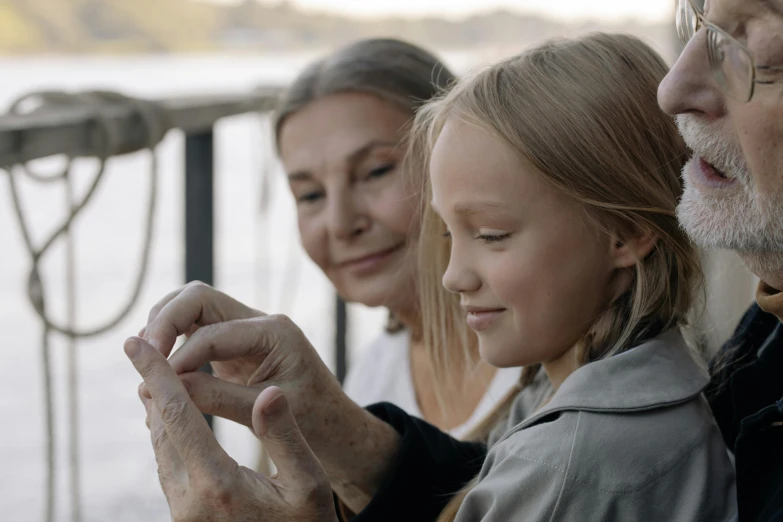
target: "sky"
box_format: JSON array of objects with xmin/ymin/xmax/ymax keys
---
[{"xmin": 205, "ymin": 0, "xmax": 674, "ymax": 23}]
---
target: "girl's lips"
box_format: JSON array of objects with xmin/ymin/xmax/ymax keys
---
[{"xmin": 465, "ymin": 309, "xmax": 506, "ymax": 331}]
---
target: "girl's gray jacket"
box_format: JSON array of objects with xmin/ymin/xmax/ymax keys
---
[{"xmin": 455, "ymin": 329, "xmax": 738, "ymax": 521}]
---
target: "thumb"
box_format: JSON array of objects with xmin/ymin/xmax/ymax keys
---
[{"xmin": 252, "ymin": 387, "xmax": 327, "ymax": 487}]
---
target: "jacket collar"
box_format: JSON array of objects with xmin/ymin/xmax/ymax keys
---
[{"xmin": 518, "ymin": 329, "xmax": 709, "ymax": 430}]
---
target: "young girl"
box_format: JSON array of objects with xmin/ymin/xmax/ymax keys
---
[
  {"xmin": 274, "ymin": 38, "xmax": 520, "ymax": 439},
  {"xmin": 350, "ymin": 32, "xmax": 737, "ymax": 520}
]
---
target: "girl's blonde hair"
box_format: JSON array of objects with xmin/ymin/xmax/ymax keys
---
[{"xmin": 405, "ymin": 33, "xmax": 703, "ymax": 519}]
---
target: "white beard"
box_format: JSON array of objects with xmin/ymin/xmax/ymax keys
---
[{"xmin": 675, "ymin": 115, "xmax": 783, "ymax": 275}]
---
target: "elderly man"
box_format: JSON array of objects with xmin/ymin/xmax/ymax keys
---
[
  {"xmin": 658, "ymin": 0, "xmax": 783, "ymax": 520},
  {"xmin": 658, "ymin": 0, "xmax": 783, "ymax": 521},
  {"xmin": 125, "ymin": 0, "xmax": 780, "ymax": 520}
]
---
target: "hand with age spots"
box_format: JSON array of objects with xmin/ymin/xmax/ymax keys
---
[
  {"xmin": 136, "ymin": 282, "xmax": 401, "ymax": 514},
  {"xmin": 126, "ymin": 336, "xmax": 338, "ymax": 522}
]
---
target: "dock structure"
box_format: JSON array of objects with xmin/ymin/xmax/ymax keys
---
[{"xmin": 0, "ymin": 87, "xmax": 351, "ymax": 416}]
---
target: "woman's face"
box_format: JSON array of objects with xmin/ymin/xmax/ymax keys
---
[
  {"xmin": 430, "ymin": 119, "xmax": 622, "ymax": 369},
  {"xmin": 279, "ymin": 93, "xmax": 416, "ymax": 310}
]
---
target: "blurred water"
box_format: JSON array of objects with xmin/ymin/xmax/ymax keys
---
[{"xmin": 0, "ymin": 53, "xmax": 398, "ymax": 522}]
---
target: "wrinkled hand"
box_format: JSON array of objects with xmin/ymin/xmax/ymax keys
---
[
  {"xmin": 126, "ymin": 336, "xmax": 338, "ymax": 522},
  {"xmin": 138, "ymin": 282, "xmax": 347, "ymax": 439},
  {"xmin": 138, "ymin": 282, "xmax": 401, "ymax": 513}
]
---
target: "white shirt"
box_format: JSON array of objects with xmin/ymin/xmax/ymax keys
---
[{"xmin": 342, "ymin": 330, "xmax": 522, "ymax": 440}]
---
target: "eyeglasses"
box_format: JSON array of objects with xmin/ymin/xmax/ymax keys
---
[{"xmin": 676, "ymin": 0, "xmax": 783, "ymax": 102}]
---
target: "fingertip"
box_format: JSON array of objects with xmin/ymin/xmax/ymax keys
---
[
  {"xmin": 261, "ymin": 388, "xmax": 287, "ymax": 418},
  {"xmin": 252, "ymin": 386, "xmax": 286, "ymax": 435},
  {"xmin": 124, "ymin": 337, "xmax": 143, "ymax": 360}
]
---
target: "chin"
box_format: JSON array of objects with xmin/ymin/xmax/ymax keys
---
[{"xmin": 477, "ymin": 340, "xmax": 524, "ymax": 368}]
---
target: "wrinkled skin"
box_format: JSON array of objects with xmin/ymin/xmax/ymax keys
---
[
  {"xmin": 137, "ymin": 281, "xmax": 400, "ymax": 514},
  {"xmin": 126, "ymin": 335, "xmax": 338, "ymax": 522}
]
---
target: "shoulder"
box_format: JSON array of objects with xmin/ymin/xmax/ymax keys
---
[
  {"xmin": 342, "ymin": 330, "xmax": 411, "ymax": 407},
  {"xmin": 708, "ymin": 304, "xmax": 781, "ymax": 449},
  {"xmin": 499, "ymin": 399, "xmax": 725, "ymax": 491},
  {"xmin": 476, "ymin": 400, "xmax": 736, "ymax": 521},
  {"xmin": 714, "ymin": 303, "xmax": 779, "ymax": 368}
]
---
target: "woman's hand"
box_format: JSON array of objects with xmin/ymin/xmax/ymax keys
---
[
  {"xmin": 138, "ymin": 282, "xmax": 400, "ymax": 513},
  {"xmin": 126, "ymin": 336, "xmax": 338, "ymax": 522}
]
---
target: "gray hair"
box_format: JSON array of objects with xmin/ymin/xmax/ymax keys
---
[{"xmin": 273, "ymin": 38, "xmax": 457, "ymax": 148}]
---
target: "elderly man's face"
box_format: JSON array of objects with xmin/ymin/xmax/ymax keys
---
[{"xmin": 659, "ymin": 0, "xmax": 783, "ymax": 288}]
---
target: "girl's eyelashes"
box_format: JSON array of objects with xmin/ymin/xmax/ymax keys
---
[
  {"xmin": 477, "ymin": 232, "xmax": 511, "ymax": 244},
  {"xmin": 440, "ymin": 230, "xmax": 510, "ymax": 243}
]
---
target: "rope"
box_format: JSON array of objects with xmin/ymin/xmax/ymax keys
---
[
  {"xmin": 64, "ymin": 165, "xmax": 79, "ymax": 522},
  {"xmin": 2, "ymin": 90, "xmax": 165, "ymax": 522}
]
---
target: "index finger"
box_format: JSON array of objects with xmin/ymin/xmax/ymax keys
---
[
  {"xmin": 124, "ymin": 336, "xmax": 232, "ymax": 473},
  {"xmin": 167, "ymin": 318, "xmax": 275, "ymax": 375},
  {"xmin": 145, "ymin": 283, "xmax": 261, "ymax": 357},
  {"xmin": 144, "ymin": 284, "xmax": 206, "ymax": 357}
]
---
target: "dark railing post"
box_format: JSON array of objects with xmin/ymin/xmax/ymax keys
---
[
  {"xmin": 185, "ymin": 129, "xmax": 215, "ymax": 429},
  {"xmin": 335, "ymin": 295, "xmax": 348, "ymax": 384}
]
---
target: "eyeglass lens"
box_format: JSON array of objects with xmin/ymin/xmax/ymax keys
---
[{"xmin": 708, "ymin": 29, "xmax": 754, "ymax": 101}]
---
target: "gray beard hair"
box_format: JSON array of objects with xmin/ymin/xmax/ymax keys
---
[{"xmin": 675, "ymin": 115, "xmax": 783, "ymax": 275}]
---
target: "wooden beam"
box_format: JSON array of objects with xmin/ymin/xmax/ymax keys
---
[{"xmin": 0, "ymin": 88, "xmax": 282, "ymax": 166}]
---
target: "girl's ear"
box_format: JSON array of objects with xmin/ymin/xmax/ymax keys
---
[{"xmin": 610, "ymin": 225, "xmax": 658, "ymax": 269}]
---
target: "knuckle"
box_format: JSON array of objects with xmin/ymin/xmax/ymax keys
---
[
  {"xmin": 186, "ymin": 281, "xmax": 211, "ymax": 297},
  {"xmin": 150, "ymin": 425, "xmax": 168, "ymax": 451},
  {"xmin": 159, "ymin": 399, "xmax": 189, "ymax": 427},
  {"xmin": 211, "ymin": 479, "xmax": 235, "ymax": 508},
  {"xmin": 192, "ymin": 474, "xmax": 235, "ymax": 508},
  {"xmin": 267, "ymin": 314, "xmax": 301, "ymax": 336},
  {"xmin": 268, "ymin": 313, "xmax": 293, "ymax": 327}
]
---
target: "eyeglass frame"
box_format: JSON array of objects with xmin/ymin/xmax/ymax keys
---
[{"xmin": 677, "ymin": 0, "xmax": 783, "ymax": 102}]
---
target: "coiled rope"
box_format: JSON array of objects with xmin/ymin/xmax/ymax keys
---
[{"xmin": 2, "ymin": 90, "xmax": 166, "ymax": 522}]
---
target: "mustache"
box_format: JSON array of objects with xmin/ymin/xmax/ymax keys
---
[{"xmin": 675, "ymin": 114, "xmax": 750, "ymax": 183}]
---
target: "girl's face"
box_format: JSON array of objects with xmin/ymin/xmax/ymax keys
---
[
  {"xmin": 279, "ymin": 93, "xmax": 416, "ymax": 310},
  {"xmin": 430, "ymin": 119, "xmax": 623, "ymax": 370}
]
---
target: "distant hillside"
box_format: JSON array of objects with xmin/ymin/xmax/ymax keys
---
[{"xmin": 0, "ymin": 0, "xmax": 677, "ymax": 57}]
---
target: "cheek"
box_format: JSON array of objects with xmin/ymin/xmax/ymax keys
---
[
  {"xmin": 368, "ymin": 183, "xmax": 416, "ymax": 239},
  {"xmin": 297, "ymin": 213, "xmax": 329, "ymax": 269},
  {"xmin": 493, "ymin": 237, "xmax": 611, "ymax": 344},
  {"xmin": 736, "ymin": 104, "xmax": 783, "ymax": 192}
]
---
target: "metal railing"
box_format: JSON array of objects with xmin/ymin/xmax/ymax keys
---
[{"xmin": 0, "ymin": 87, "xmax": 350, "ymax": 413}]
